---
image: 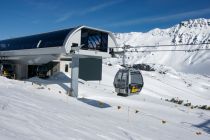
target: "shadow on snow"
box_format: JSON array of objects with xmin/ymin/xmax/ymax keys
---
[
  {"xmin": 78, "ymin": 98, "xmax": 111, "ymax": 108},
  {"xmin": 193, "ymin": 119, "xmax": 210, "ymax": 134}
]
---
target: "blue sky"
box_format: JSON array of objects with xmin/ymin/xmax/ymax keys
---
[{"xmin": 0, "ymin": 0, "xmax": 210, "ymax": 39}]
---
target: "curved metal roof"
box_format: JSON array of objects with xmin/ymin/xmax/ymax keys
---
[
  {"xmin": 0, "ymin": 28, "xmax": 74, "ymax": 51},
  {"xmin": 0, "ymin": 25, "xmax": 117, "ymax": 52}
]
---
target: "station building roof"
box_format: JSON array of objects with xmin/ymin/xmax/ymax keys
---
[
  {"xmin": 0, "ymin": 26, "xmax": 117, "ymax": 64},
  {"xmin": 0, "ymin": 28, "xmax": 74, "ymax": 51}
]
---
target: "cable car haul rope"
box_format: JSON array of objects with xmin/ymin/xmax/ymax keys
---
[{"xmin": 112, "ymin": 43, "xmax": 210, "ymax": 96}]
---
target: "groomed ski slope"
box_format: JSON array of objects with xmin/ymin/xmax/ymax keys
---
[{"xmin": 0, "ymin": 64, "xmax": 210, "ymax": 140}]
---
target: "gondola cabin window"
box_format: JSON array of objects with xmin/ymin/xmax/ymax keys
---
[{"xmin": 130, "ymin": 71, "xmax": 143, "ymax": 85}]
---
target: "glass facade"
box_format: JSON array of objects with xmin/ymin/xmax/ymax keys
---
[
  {"xmin": 81, "ymin": 28, "xmax": 108, "ymax": 52},
  {"xmin": 0, "ymin": 28, "xmax": 74, "ymax": 51}
]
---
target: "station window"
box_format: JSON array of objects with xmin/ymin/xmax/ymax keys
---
[
  {"xmin": 65, "ymin": 64, "xmax": 68, "ymax": 72},
  {"xmin": 81, "ymin": 28, "xmax": 108, "ymax": 52}
]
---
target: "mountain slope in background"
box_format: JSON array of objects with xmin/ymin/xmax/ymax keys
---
[{"xmin": 113, "ymin": 18, "xmax": 210, "ymax": 75}]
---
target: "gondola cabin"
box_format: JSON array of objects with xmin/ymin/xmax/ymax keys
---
[{"xmin": 114, "ymin": 68, "xmax": 144, "ymax": 96}]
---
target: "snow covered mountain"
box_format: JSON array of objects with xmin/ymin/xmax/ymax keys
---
[{"xmin": 113, "ymin": 18, "xmax": 210, "ymax": 75}]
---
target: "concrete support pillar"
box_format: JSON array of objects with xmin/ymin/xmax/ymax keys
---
[
  {"xmin": 70, "ymin": 54, "xmax": 79, "ymax": 98},
  {"xmin": 15, "ymin": 64, "xmax": 28, "ymax": 80}
]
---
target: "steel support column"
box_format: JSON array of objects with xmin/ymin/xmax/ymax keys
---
[{"xmin": 70, "ymin": 54, "xmax": 79, "ymax": 98}]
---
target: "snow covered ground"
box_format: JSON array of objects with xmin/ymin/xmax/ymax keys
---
[{"xmin": 1, "ymin": 64, "xmax": 210, "ymax": 140}]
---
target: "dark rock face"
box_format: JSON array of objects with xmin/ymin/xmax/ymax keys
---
[{"xmin": 133, "ymin": 64, "xmax": 155, "ymax": 71}]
